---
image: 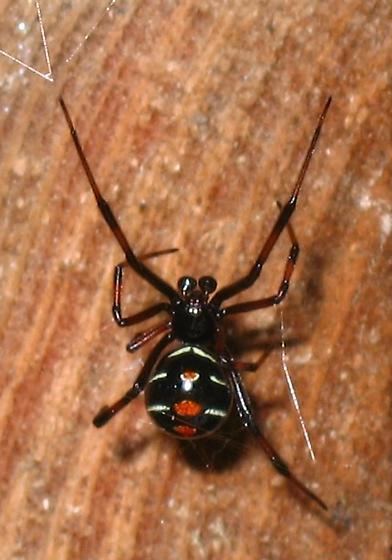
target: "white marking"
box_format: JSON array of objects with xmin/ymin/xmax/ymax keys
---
[
  {"xmin": 180, "ymin": 372, "xmax": 200, "ymax": 382},
  {"xmin": 0, "ymin": 1, "xmax": 53, "ymax": 82},
  {"xmin": 204, "ymin": 408, "xmax": 227, "ymax": 417},
  {"xmin": 280, "ymin": 310, "xmax": 316, "ymax": 462},
  {"xmin": 146, "ymin": 404, "xmax": 170, "ymax": 413},
  {"xmin": 169, "ymin": 345, "xmax": 216, "ymax": 363},
  {"xmin": 188, "ymin": 306, "xmax": 201, "ymax": 316},
  {"xmin": 381, "ymin": 213, "xmax": 391, "ymax": 238},
  {"xmin": 181, "ymin": 379, "xmax": 193, "ymax": 392},
  {"xmin": 169, "ymin": 347, "xmax": 191, "ymax": 358},
  {"xmin": 209, "ymin": 375, "xmax": 227, "ymax": 387},
  {"xmin": 192, "ymin": 346, "xmax": 217, "ymax": 363},
  {"xmin": 65, "ymin": 0, "xmax": 118, "ymax": 63},
  {"xmin": 149, "ymin": 371, "xmax": 168, "ymax": 383}
]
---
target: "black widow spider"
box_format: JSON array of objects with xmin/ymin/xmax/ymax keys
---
[{"xmin": 60, "ymin": 95, "xmax": 331, "ymax": 511}]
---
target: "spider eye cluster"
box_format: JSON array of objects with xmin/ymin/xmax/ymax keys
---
[
  {"xmin": 178, "ymin": 276, "xmax": 196, "ymax": 295},
  {"xmin": 198, "ymin": 276, "xmax": 217, "ymax": 294},
  {"xmin": 177, "ymin": 275, "xmax": 217, "ymax": 296}
]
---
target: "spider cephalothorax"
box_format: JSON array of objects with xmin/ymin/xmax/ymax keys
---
[{"xmin": 171, "ymin": 275, "xmax": 219, "ymax": 342}]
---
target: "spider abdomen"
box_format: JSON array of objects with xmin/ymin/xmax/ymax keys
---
[{"xmin": 144, "ymin": 345, "xmax": 233, "ymax": 439}]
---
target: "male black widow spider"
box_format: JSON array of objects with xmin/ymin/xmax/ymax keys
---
[{"xmin": 60, "ymin": 95, "xmax": 331, "ymax": 511}]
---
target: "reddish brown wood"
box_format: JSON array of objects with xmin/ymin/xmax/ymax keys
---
[{"xmin": 0, "ymin": 2, "xmax": 390, "ymax": 559}]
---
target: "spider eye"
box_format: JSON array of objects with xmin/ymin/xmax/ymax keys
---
[
  {"xmin": 198, "ymin": 276, "xmax": 217, "ymax": 294},
  {"xmin": 178, "ymin": 276, "xmax": 197, "ymax": 295}
]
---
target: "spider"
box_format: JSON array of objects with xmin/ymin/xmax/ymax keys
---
[{"xmin": 60, "ymin": 95, "xmax": 331, "ymax": 511}]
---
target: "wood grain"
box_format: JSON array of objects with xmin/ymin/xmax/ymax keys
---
[{"xmin": 0, "ymin": 1, "xmax": 390, "ymax": 559}]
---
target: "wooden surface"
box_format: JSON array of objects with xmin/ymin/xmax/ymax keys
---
[{"xmin": 0, "ymin": 1, "xmax": 391, "ymax": 559}]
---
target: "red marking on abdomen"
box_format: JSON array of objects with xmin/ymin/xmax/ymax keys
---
[
  {"xmin": 182, "ymin": 370, "xmax": 199, "ymax": 381},
  {"xmin": 173, "ymin": 425, "xmax": 198, "ymax": 437},
  {"xmin": 173, "ymin": 399, "xmax": 202, "ymax": 417}
]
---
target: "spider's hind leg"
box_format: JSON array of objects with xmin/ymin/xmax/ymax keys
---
[{"xmin": 227, "ymin": 362, "xmax": 327, "ymax": 510}]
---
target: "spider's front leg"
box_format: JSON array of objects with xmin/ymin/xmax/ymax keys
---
[
  {"xmin": 59, "ymin": 96, "xmax": 178, "ymax": 301},
  {"xmin": 212, "ymin": 97, "xmax": 331, "ymax": 310}
]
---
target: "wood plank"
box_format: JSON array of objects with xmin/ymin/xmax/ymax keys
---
[{"xmin": 0, "ymin": 1, "xmax": 390, "ymax": 559}]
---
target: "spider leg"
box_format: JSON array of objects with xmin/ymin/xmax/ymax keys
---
[
  {"xmin": 138, "ymin": 247, "xmax": 179, "ymax": 260},
  {"xmin": 227, "ymin": 362, "xmax": 327, "ymax": 510},
  {"xmin": 59, "ymin": 97, "xmax": 178, "ymax": 302},
  {"xmin": 212, "ymin": 97, "xmax": 331, "ymax": 309},
  {"xmin": 222, "ymin": 204, "xmax": 299, "ymax": 316},
  {"xmin": 126, "ymin": 320, "xmax": 172, "ymax": 353},
  {"xmin": 93, "ymin": 332, "xmax": 173, "ymax": 427},
  {"xmin": 113, "ymin": 248, "xmax": 178, "ymax": 326},
  {"xmin": 112, "ymin": 261, "xmax": 171, "ymax": 327},
  {"xmin": 230, "ymin": 349, "xmax": 271, "ymax": 372}
]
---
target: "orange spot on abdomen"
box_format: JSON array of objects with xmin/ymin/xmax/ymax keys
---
[
  {"xmin": 182, "ymin": 370, "xmax": 199, "ymax": 381},
  {"xmin": 173, "ymin": 399, "xmax": 202, "ymax": 417},
  {"xmin": 173, "ymin": 425, "xmax": 198, "ymax": 437}
]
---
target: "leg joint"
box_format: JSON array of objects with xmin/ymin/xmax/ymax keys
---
[{"xmin": 112, "ymin": 305, "xmax": 129, "ymax": 327}]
